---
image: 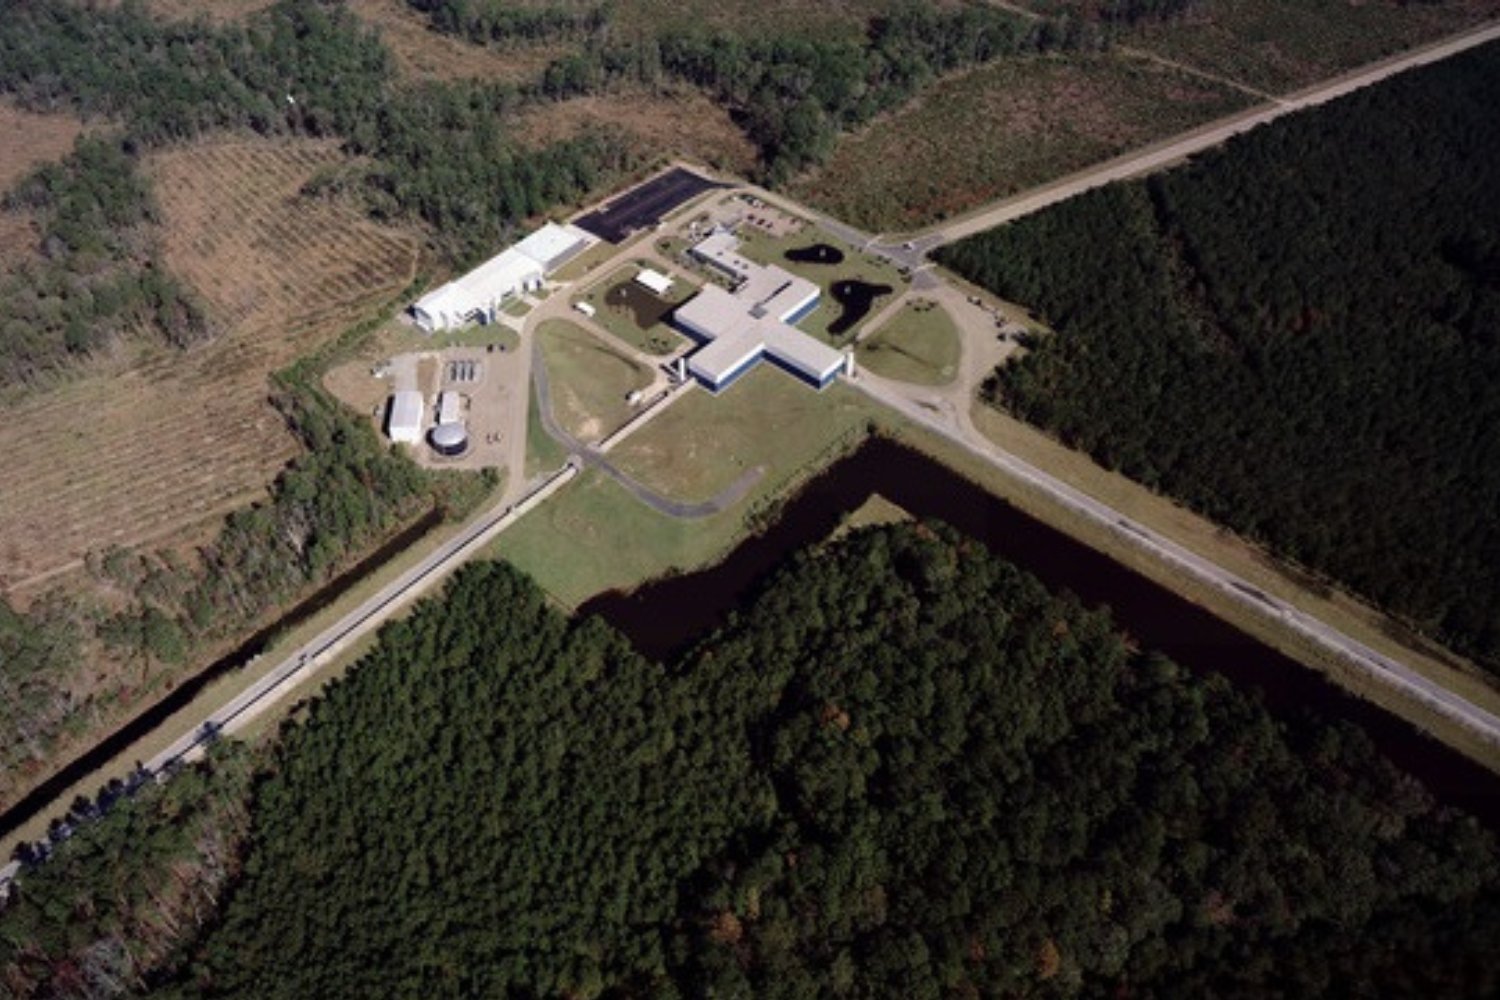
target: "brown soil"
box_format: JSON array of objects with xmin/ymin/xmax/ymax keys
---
[
  {"xmin": 0, "ymin": 137, "xmax": 421, "ymax": 594},
  {"xmin": 513, "ymin": 89, "xmax": 758, "ymax": 173},
  {"xmin": 0, "ymin": 100, "xmax": 89, "ymax": 191},
  {"xmin": 347, "ymin": 0, "xmax": 568, "ymax": 83},
  {"xmin": 144, "ymin": 0, "xmax": 277, "ymax": 22}
]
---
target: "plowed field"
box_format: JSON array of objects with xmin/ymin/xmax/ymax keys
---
[{"xmin": 0, "ymin": 139, "xmax": 420, "ymax": 593}]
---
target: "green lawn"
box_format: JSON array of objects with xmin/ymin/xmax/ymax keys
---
[
  {"xmin": 572, "ymin": 262, "xmax": 696, "ymax": 356},
  {"xmin": 502, "ymin": 298, "xmax": 533, "ymax": 318},
  {"xmin": 733, "ymin": 224, "xmax": 908, "ymax": 343},
  {"xmin": 525, "ymin": 377, "xmax": 568, "ymax": 480},
  {"xmin": 379, "ymin": 318, "xmax": 519, "ymax": 354},
  {"xmin": 856, "ymin": 298, "xmax": 962, "ymax": 386},
  {"xmin": 537, "ymin": 319, "xmax": 654, "ymax": 444},
  {"xmin": 609, "ymin": 364, "xmax": 877, "ymax": 504},
  {"xmin": 498, "ymin": 367, "xmax": 883, "ymax": 605}
]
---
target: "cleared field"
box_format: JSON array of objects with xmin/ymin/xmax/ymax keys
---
[
  {"xmin": 1023, "ymin": 0, "xmax": 1500, "ymax": 92},
  {"xmin": 607, "ymin": 0, "xmax": 905, "ymax": 38},
  {"xmin": 347, "ymin": 0, "xmax": 566, "ymax": 83},
  {"xmin": 501, "ymin": 368, "xmax": 882, "ymax": 605},
  {"xmin": 512, "ymin": 88, "xmax": 758, "ymax": 174},
  {"xmin": 855, "ymin": 298, "xmax": 961, "ymax": 385},
  {"xmin": 791, "ymin": 53, "xmax": 1251, "ymax": 232},
  {"xmin": 0, "ymin": 101, "xmax": 87, "ymax": 192},
  {"xmin": 144, "ymin": 0, "xmax": 276, "ymax": 22},
  {"xmin": 537, "ymin": 319, "xmax": 653, "ymax": 443},
  {"xmin": 0, "ymin": 139, "xmax": 420, "ymax": 592}
]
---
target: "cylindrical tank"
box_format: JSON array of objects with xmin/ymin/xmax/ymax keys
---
[{"xmin": 428, "ymin": 422, "xmax": 469, "ymax": 457}]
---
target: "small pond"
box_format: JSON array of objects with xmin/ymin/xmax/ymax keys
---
[
  {"xmin": 784, "ymin": 243, "xmax": 845, "ymax": 265},
  {"xmin": 829, "ymin": 279, "xmax": 895, "ymax": 336}
]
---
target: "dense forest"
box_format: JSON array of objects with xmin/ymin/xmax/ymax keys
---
[
  {"xmin": 938, "ymin": 42, "xmax": 1500, "ymax": 674},
  {"xmin": 0, "ymin": 745, "xmax": 255, "ymax": 998},
  {"xmin": 65, "ymin": 524, "xmax": 1489, "ymax": 997}
]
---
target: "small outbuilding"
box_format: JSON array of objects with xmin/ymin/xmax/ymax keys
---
[
  {"xmin": 634, "ymin": 267, "xmax": 674, "ymax": 296},
  {"xmin": 386, "ymin": 391, "xmax": 424, "ymax": 444}
]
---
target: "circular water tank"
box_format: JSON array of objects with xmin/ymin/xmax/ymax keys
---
[{"xmin": 428, "ymin": 422, "xmax": 469, "ymax": 457}]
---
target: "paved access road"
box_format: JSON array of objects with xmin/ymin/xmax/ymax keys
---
[
  {"xmin": 896, "ymin": 19, "xmax": 1500, "ymax": 253},
  {"xmin": 851, "ymin": 369, "xmax": 1500, "ymax": 748}
]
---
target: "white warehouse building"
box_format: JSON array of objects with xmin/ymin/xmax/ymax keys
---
[
  {"xmin": 385, "ymin": 390, "xmax": 425, "ymax": 444},
  {"xmin": 412, "ymin": 222, "xmax": 591, "ymax": 332}
]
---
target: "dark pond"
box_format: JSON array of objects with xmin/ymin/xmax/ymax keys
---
[
  {"xmin": 604, "ymin": 282, "xmax": 674, "ymax": 328},
  {"xmin": 829, "ymin": 279, "xmax": 895, "ymax": 336},
  {"xmin": 0, "ymin": 507, "xmax": 446, "ymax": 843},
  {"xmin": 581, "ymin": 437, "xmax": 1500, "ymax": 828},
  {"xmin": 784, "ymin": 243, "xmax": 845, "ymax": 265}
]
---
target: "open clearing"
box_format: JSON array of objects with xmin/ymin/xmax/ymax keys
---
[
  {"xmin": 513, "ymin": 89, "xmax": 758, "ymax": 174},
  {"xmin": 537, "ymin": 319, "xmax": 653, "ymax": 443},
  {"xmin": 501, "ymin": 368, "xmax": 882, "ymax": 606},
  {"xmin": 856, "ymin": 298, "xmax": 962, "ymax": 386},
  {"xmin": 143, "ymin": 0, "xmax": 276, "ymax": 22},
  {"xmin": 791, "ymin": 53, "xmax": 1251, "ymax": 232},
  {"xmin": 0, "ymin": 101, "xmax": 88, "ymax": 192},
  {"xmin": 346, "ymin": 0, "xmax": 566, "ymax": 83},
  {"xmin": 0, "ymin": 138, "xmax": 421, "ymax": 593},
  {"xmin": 1020, "ymin": 0, "xmax": 1500, "ymax": 92}
]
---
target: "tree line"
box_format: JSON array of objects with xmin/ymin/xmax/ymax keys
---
[
  {"xmin": 50, "ymin": 523, "xmax": 1487, "ymax": 998},
  {"xmin": 938, "ymin": 41, "xmax": 1500, "ymax": 674}
]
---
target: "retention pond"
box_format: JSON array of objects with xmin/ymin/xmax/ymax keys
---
[{"xmin": 582, "ymin": 437, "xmax": 1500, "ymax": 827}]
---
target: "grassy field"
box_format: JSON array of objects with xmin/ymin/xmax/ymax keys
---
[
  {"xmin": 855, "ymin": 298, "xmax": 961, "ymax": 385},
  {"xmin": 572, "ymin": 263, "xmax": 696, "ymax": 355},
  {"xmin": 525, "ymin": 378, "xmax": 568, "ymax": 479},
  {"xmin": 791, "ymin": 52, "xmax": 1251, "ymax": 232},
  {"xmin": 733, "ymin": 224, "xmax": 908, "ymax": 343},
  {"xmin": 608, "ymin": 365, "xmax": 876, "ymax": 504},
  {"xmin": 0, "ymin": 138, "xmax": 421, "ymax": 594},
  {"xmin": 499, "ymin": 367, "xmax": 881, "ymax": 604},
  {"xmin": 537, "ymin": 319, "xmax": 654, "ymax": 443}
]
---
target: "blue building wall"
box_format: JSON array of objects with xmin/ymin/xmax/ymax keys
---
[
  {"xmin": 696, "ymin": 348, "xmax": 765, "ymax": 393},
  {"xmin": 782, "ymin": 291, "xmax": 821, "ymax": 327},
  {"xmin": 764, "ymin": 352, "xmax": 838, "ymax": 390}
]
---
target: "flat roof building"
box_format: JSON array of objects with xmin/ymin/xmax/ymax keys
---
[
  {"xmin": 674, "ymin": 233, "xmax": 844, "ymax": 392},
  {"xmin": 412, "ymin": 222, "xmax": 591, "ymax": 332},
  {"xmin": 386, "ymin": 390, "xmax": 424, "ymax": 444},
  {"xmin": 635, "ymin": 267, "xmax": 674, "ymax": 296},
  {"xmin": 436, "ymin": 390, "xmax": 462, "ymax": 426}
]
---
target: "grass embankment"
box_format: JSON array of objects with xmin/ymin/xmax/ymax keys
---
[
  {"xmin": 855, "ymin": 298, "xmax": 961, "ymax": 385},
  {"xmin": 940, "ymin": 402, "xmax": 1500, "ymax": 773},
  {"xmin": 572, "ymin": 262, "xmax": 695, "ymax": 355},
  {"xmin": 537, "ymin": 319, "xmax": 653, "ymax": 444},
  {"xmin": 497, "ymin": 367, "xmax": 881, "ymax": 606},
  {"xmin": 791, "ymin": 52, "xmax": 1252, "ymax": 232}
]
